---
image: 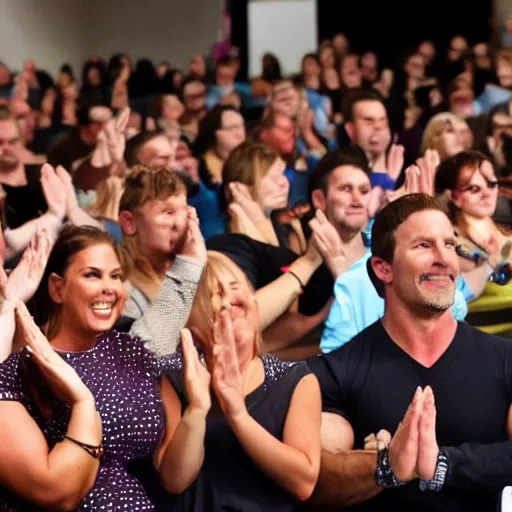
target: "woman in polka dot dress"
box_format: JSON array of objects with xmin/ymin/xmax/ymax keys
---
[{"xmin": 0, "ymin": 225, "xmax": 209, "ymax": 511}]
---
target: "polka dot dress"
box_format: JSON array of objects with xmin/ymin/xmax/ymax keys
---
[{"xmin": 0, "ymin": 330, "xmax": 179, "ymax": 511}]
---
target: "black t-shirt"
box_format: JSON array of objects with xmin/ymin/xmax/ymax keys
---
[
  {"xmin": 206, "ymin": 233, "xmax": 333, "ymax": 316},
  {"xmin": 308, "ymin": 320, "xmax": 512, "ymax": 511},
  {"xmin": 2, "ymin": 165, "xmax": 47, "ymax": 230}
]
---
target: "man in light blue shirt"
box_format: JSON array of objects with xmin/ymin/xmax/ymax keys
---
[{"xmin": 308, "ymin": 147, "xmax": 486, "ymax": 354}]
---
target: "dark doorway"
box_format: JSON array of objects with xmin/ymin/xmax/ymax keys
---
[
  {"xmin": 231, "ymin": 0, "xmax": 494, "ymax": 79},
  {"xmin": 317, "ymin": 0, "xmax": 493, "ymax": 68}
]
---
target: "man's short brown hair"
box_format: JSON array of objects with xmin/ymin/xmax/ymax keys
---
[{"xmin": 368, "ymin": 193, "xmax": 450, "ymax": 297}]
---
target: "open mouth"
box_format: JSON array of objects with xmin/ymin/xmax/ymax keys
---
[{"xmin": 91, "ymin": 300, "xmax": 117, "ymax": 317}]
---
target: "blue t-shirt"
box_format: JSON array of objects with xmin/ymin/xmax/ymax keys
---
[{"xmin": 320, "ymin": 251, "xmax": 473, "ymax": 353}]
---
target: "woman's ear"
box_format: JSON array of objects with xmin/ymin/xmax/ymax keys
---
[
  {"xmin": 118, "ymin": 211, "xmax": 137, "ymax": 236},
  {"xmin": 48, "ymin": 273, "xmax": 65, "ymax": 304}
]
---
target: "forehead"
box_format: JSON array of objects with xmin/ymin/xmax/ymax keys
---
[
  {"xmin": 0, "ymin": 119, "xmax": 20, "ymax": 138},
  {"xmin": 461, "ymin": 161, "xmax": 495, "ymax": 184},
  {"xmin": 71, "ymin": 243, "xmax": 120, "ymax": 268},
  {"xmin": 273, "ymin": 113, "xmax": 294, "ymax": 128},
  {"xmin": 144, "ymin": 135, "xmax": 174, "ymax": 155},
  {"xmin": 328, "ymin": 165, "xmax": 370, "ymax": 187},
  {"xmin": 354, "ymin": 100, "xmax": 386, "ymax": 118},
  {"xmin": 395, "ymin": 210, "xmax": 454, "ymax": 243},
  {"xmin": 451, "ymin": 37, "xmax": 467, "ymax": 49},
  {"xmin": 184, "ymin": 81, "xmax": 205, "ymax": 94},
  {"xmin": 143, "ymin": 193, "xmax": 187, "ymax": 212},
  {"xmin": 221, "ymin": 110, "xmax": 242, "ymax": 125}
]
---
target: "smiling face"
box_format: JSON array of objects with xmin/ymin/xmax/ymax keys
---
[
  {"xmin": 377, "ymin": 210, "xmax": 459, "ymax": 314},
  {"xmin": 451, "ymin": 161, "xmax": 499, "ymax": 219},
  {"xmin": 187, "ymin": 252, "xmax": 260, "ymax": 362},
  {"xmin": 50, "ymin": 244, "xmax": 126, "ymax": 338}
]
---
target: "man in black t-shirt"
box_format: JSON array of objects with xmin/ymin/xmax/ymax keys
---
[{"xmin": 306, "ymin": 194, "xmax": 512, "ymax": 511}]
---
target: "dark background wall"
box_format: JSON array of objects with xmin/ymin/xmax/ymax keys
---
[{"xmin": 231, "ymin": 0, "xmax": 494, "ymax": 79}]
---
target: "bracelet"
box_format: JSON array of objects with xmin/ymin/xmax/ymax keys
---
[
  {"xmin": 287, "ymin": 270, "xmax": 305, "ymax": 290},
  {"xmin": 375, "ymin": 447, "xmax": 406, "ymax": 488},
  {"xmin": 419, "ymin": 450, "xmax": 449, "ymax": 492},
  {"xmin": 64, "ymin": 435, "xmax": 104, "ymax": 459}
]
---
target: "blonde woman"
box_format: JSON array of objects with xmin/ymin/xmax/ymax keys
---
[
  {"xmin": 161, "ymin": 251, "xmax": 321, "ymax": 511},
  {"xmin": 420, "ymin": 112, "xmax": 473, "ymax": 160}
]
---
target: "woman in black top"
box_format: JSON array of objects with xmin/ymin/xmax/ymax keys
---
[{"xmin": 161, "ymin": 251, "xmax": 322, "ymax": 511}]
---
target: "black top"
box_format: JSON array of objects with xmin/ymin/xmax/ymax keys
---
[
  {"xmin": 2, "ymin": 165, "xmax": 47, "ymax": 230},
  {"xmin": 308, "ymin": 321, "xmax": 512, "ymax": 511},
  {"xmin": 159, "ymin": 355, "xmax": 311, "ymax": 512},
  {"xmin": 46, "ymin": 127, "xmax": 93, "ymax": 173},
  {"xmin": 206, "ymin": 233, "xmax": 333, "ymax": 316}
]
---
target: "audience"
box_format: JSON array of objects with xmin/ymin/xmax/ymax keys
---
[{"xmin": 1, "ymin": 27, "xmax": 512, "ymax": 512}]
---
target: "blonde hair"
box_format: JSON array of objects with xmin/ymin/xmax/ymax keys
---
[
  {"xmin": 186, "ymin": 250, "xmax": 261, "ymax": 354},
  {"xmin": 119, "ymin": 165, "xmax": 186, "ymax": 300},
  {"xmin": 88, "ymin": 176, "xmax": 124, "ymax": 221},
  {"xmin": 420, "ymin": 112, "xmax": 461, "ymax": 155},
  {"xmin": 222, "ymin": 141, "xmax": 279, "ymax": 205}
]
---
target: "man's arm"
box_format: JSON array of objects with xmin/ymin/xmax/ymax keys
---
[{"xmin": 305, "ymin": 413, "xmax": 382, "ymax": 509}]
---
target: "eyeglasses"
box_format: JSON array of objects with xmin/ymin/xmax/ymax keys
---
[{"xmin": 460, "ymin": 180, "xmax": 499, "ymax": 194}]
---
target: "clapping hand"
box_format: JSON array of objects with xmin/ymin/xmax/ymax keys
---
[
  {"xmin": 2, "ymin": 229, "xmax": 52, "ymax": 305},
  {"xmin": 211, "ymin": 305, "xmax": 247, "ymax": 421},
  {"xmin": 15, "ymin": 301, "xmax": 93, "ymax": 406}
]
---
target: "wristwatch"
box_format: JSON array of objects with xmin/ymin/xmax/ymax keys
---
[
  {"xmin": 375, "ymin": 447, "xmax": 406, "ymax": 488},
  {"xmin": 419, "ymin": 450, "xmax": 449, "ymax": 492}
]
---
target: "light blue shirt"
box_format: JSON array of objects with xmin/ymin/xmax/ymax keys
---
[{"xmin": 320, "ymin": 251, "xmax": 473, "ymax": 353}]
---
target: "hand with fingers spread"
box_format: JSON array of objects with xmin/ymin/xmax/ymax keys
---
[
  {"xmin": 181, "ymin": 329, "xmax": 211, "ymax": 414},
  {"xmin": 309, "ymin": 209, "xmax": 347, "ymax": 280},
  {"xmin": 211, "ymin": 306, "xmax": 247, "ymax": 421},
  {"xmin": 40, "ymin": 163, "xmax": 67, "ymax": 220},
  {"xmin": 229, "ymin": 182, "xmax": 266, "ymax": 226},
  {"xmin": 417, "ymin": 386, "xmax": 439, "ymax": 480},
  {"xmin": 5, "ymin": 229, "xmax": 52, "ymax": 304},
  {"xmin": 386, "ymin": 143, "xmax": 405, "ymax": 181},
  {"xmin": 178, "ymin": 207, "xmax": 207, "ymax": 267},
  {"xmin": 387, "ymin": 387, "xmax": 424, "ymax": 482},
  {"xmin": 15, "ymin": 301, "xmax": 93, "ymax": 405}
]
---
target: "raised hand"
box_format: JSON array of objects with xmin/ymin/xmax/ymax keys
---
[
  {"xmin": 15, "ymin": 301, "xmax": 93, "ymax": 405},
  {"xmin": 40, "ymin": 164, "xmax": 67, "ymax": 220},
  {"xmin": 367, "ymin": 186, "xmax": 385, "ymax": 218},
  {"xmin": 386, "ymin": 165, "xmax": 421, "ymax": 204},
  {"xmin": 55, "ymin": 165, "xmax": 80, "ymax": 216},
  {"xmin": 386, "ymin": 143, "xmax": 405, "ymax": 181},
  {"xmin": 309, "ymin": 209, "xmax": 347, "ymax": 280},
  {"xmin": 229, "ymin": 182, "xmax": 266, "ymax": 225},
  {"xmin": 388, "ymin": 387, "xmax": 424, "ymax": 482},
  {"xmin": 416, "ymin": 153, "xmax": 437, "ymax": 196},
  {"xmin": 177, "ymin": 207, "xmax": 207, "ymax": 267},
  {"xmin": 181, "ymin": 328, "xmax": 211, "ymax": 414},
  {"xmin": 105, "ymin": 107, "xmax": 130, "ymax": 163},
  {"xmin": 211, "ymin": 306, "xmax": 247, "ymax": 421},
  {"xmin": 417, "ymin": 386, "xmax": 439, "ymax": 480},
  {"xmin": 5, "ymin": 229, "xmax": 52, "ymax": 304}
]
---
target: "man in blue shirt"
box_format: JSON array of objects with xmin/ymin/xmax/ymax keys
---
[{"xmin": 308, "ymin": 148, "xmax": 489, "ymax": 353}]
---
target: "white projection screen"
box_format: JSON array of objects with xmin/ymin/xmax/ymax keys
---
[{"xmin": 248, "ymin": 0, "xmax": 318, "ymax": 78}]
